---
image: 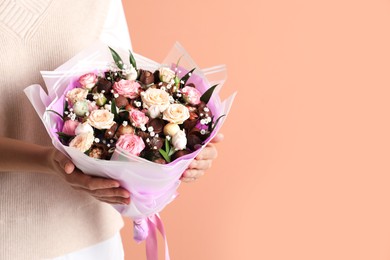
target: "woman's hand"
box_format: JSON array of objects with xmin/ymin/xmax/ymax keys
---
[
  {"xmin": 181, "ymin": 133, "xmax": 224, "ymax": 183},
  {"xmin": 49, "ymin": 149, "xmax": 131, "ymax": 205}
]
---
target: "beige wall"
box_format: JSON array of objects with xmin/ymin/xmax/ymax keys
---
[{"xmin": 121, "ymin": 0, "xmax": 390, "ymax": 259}]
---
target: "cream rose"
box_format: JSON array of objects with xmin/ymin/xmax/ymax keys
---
[
  {"xmin": 159, "ymin": 67, "xmax": 176, "ymax": 83},
  {"xmin": 163, "ymin": 104, "xmax": 190, "ymax": 124},
  {"xmin": 66, "ymin": 88, "xmax": 88, "ymax": 105},
  {"xmin": 87, "ymin": 109, "xmax": 115, "ymax": 129},
  {"xmin": 141, "ymin": 88, "xmax": 170, "ymax": 113},
  {"xmin": 69, "ymin": 132, "xmax": 94, "ymax": 152},
  {"xmin": 75, "ymin": 122, "xmax": 94, "ymax": 135},
  {"xmin": 78, "ymin": 73, "xmax": 98, "ymax": 90}
]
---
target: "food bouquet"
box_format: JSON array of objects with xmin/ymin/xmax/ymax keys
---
[{"xmin": 24, "ymin": 42, "xmax": 236, "ymax": 259}]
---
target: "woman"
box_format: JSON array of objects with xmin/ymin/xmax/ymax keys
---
[{"xmin": 0, "ymin": 0, "xmax": 222, "ymax": 259}]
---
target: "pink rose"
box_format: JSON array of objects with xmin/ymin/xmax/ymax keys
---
[
  {"xmin": 129, "ymin": 109, "xmax": 149, "ymax": 128},
  {"xmin": 78, "ymin": 73, "xmax": 98, "ymax": 90},
  {"xmin": 113, "ymin": 79, "xmax": 141, "ymax": 99},
  {"xmin": 116, "ymin": 134, "xmax": 145, "ymax": 156},
  {"xmin": 62, "ymin": 120, "xmax": 79, "ymax": 136},
  {"xmin": 87, "ymin": 100, "xmax": 99, "ymax": 112},
  {"xmin": 182, "ymin": 86, "xmax": 201, "ymax": 105}
]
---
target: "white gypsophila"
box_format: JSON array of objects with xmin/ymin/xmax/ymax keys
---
[{"xmin": 171, "ymin": 130, "xmax": 187, "ymax": 150}]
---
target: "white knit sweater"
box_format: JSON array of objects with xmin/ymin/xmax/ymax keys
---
[{"xmin": 0, "ymin": 0, "xmax": 128, "ymax": 259}]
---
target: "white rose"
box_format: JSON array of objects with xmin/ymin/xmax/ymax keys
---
[
  {"xmin": 141, "ymin": 88, "xmax": 170, "ymax": 113},
  {"xmin": 69, "ymin": 132, "xmax": 94, "ymax": 152},
  {"xmin": 126, "ymin": 66, "xmax": 138, "ymax": 81},
  {"xmin": 159, "ymin": 67, "xmax": 175, "ymax": 83},
  {"xmin": 162, "ymin": 104, "xmax": 190, "ymax": 124},
  {"xmin": 172, "ymin": 130, "xmax": 187, "ymax": 150},
  {"xmin": 87, "ymin": 109, "xmax": 115, "ymax": 129},
  {"xmin": 147, "ymin": 105, "xmax": 161, "ymax": 119},
  {"xmin": 75, "ymin": 122, "xmax": 94, "ymax": 135}
]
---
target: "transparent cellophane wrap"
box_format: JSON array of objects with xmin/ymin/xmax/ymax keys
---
[{"xmin": 24, "ymin": 41, "xmax": 236, "ymax": 222}]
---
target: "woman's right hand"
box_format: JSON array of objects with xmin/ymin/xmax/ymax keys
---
[{"xmin": 48, "ymin": 148, "xmax": 131, "ymax": 205}]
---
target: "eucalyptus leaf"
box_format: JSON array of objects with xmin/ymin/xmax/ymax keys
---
[
  {"xmin": 180, "ymin": 68, "xmax": 196, "ymax": 87},
  {"xmin": 129, "ymin": 50, "xmax": 137, "ymax": 69},
  {"xmin": 46, "ymin": 109, "xmax": 64, "ymax": 120},
  {"xmin": 111, "ymin": 99, "xmax": 118, "ymax": 120},
  {"xmin": 210, "ymin": 114, "xmax": 226, "ymax": 133},
  {"xmin": 200, "ymin": 84, "xmax": 218, "ymax": 104},
  {"xmin": 108, "ymin": 46, "xmax": 124, "ymax": 69}
]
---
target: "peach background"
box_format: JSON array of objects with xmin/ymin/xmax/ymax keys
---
[{"xmin": 121, "ymin": 0, "xmax": 390, "ymax": 259}]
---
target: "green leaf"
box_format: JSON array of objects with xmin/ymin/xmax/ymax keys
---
[
  {"xmin": 111, "ymin": 99, "xmax": 119, "ymax": 120},
  {"xmin": 159, "ymin": 149, "xmax": 171, "ymax": 163},
  {"xmin": 180, "ymin": 68, "xmax": 196, "ymax": 87},
  {"xmin": 175, "ymin": 55, "xmax": 183, "ymax": 74},
  {"xmin": 108, "ymin": 46, "xmax": 124, "ymax": 69},
  {"xmin": 200, "ymin": 84, "xmax": 218, "ymax": 104},
  {"xmin": 46, "ymin": 109, "xmax": 64, "ymax": 120},
  {"xmin": 210, "ymin": 114, "xmax": 226, "ymax": 133},
  {"xmin": 165, "ymin": 138, "xmax": 170, "ymax": 153},
  {"xmin": 129, "ymin": 50, "xmax": 137, "ymax": 69},
  {"xmin": 56, "ymin": 132, "xmax": 74, "ymax": 138}
]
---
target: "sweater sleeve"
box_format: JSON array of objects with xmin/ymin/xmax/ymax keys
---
[{"xmin": 99, "ymin": 0, "xmax": 132, "ymax": 50}]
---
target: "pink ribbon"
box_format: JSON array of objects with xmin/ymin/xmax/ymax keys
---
[{"xmin": 133, "ymin": 214, "xmax": 170, "ymax": 260}]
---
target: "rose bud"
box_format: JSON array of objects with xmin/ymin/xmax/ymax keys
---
[
  {"xmin": 182, "ymin": 85, "xmax": 201, "ymax": 105},
  {"xmin": 75, "ymin": 122, "xmax": 94, "ymax": 135},
  {"xmin": 104, "ymin": 122, "xmax": 118, "ymax": 139},
  {"xmin": 96, "ymin": 78, "xmax": 112, "ymax": 93},
  {"xmin": 187, "ymin": 133, "xmax": 203, "ymax": 151},
  {"xmin": 147, "ymin": 118, "xmax": 165, "ymax": 134},
  {"xmin": 73, "ymin": 100, "xmax": 89, "ymax": 117},
  {"xmin": 172, "ymin": 130, "xmax": 187, "ymax": 150},
  {"xmin": 163, "ymin": 123, "xmax": 180, "ymax": 137},
  {"xmin": 171, "ymin": 149, "xmax": 191, "ymax": 161},
  {"xmin": 145, "ymin": 136, "xmax": 164, "ymax": 150},
  {"xmin": 159, "ymin": 67, "xmax": 176, "ymax": 83},
  {"xmin": 139, "ymin": 69, "xmax": 155, "ymax": 85},
  {"xmin": 115, "ymin": 95, "xmax": 129, "ymax": 108},
  {"xmin": 126, "ymin": 66, "xmax": 138, "ymax": 81},
  {"xmin": 116, "ymin": 124, "xmax": 135, "ymax": 137},
  {"xmin": 62, "ymin": 119, "xmax": 79, "ymax": 136},
  {"xmin": 94, "ymin": 93, "xmax": 107, "ymax": 107}
]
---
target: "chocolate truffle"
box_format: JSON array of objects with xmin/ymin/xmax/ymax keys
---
[
  {"xmin": 139, "ymin": 69, "xmax": 155, "ymax": 85},
  {"xmin": 115, "ymin": 95, "xmax": 129, "ymax": 108},
  {"xmin": 96, "ymin": 78, "xmax": 112, "ymax": 93},
  {"xmin": 171, "ymin": 149, "xmax": 191, "ymax": 161},
  {"xmin": 147, "ymin": 118, "xmax": 165, "ymax": 134},
  {"xmin": 104, "ymin": 123, "xmax": 118, "ymax": 139}
]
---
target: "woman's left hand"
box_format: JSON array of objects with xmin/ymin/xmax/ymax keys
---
[{"xmin": 181, "ymin": 133, "xmax": 224, "ymax": 183}]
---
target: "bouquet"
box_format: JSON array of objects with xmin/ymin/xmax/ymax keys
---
[{"xmin": 24, "ymin": 42, "xmax": 236, "ymax": 260}]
